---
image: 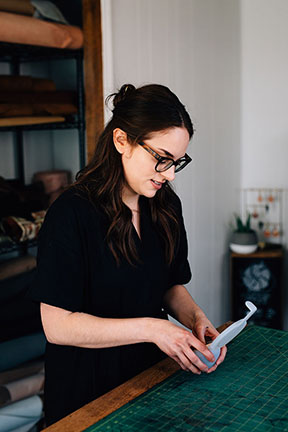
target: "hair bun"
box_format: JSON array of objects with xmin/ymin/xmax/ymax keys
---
[{"xmin": 113, "ymin": 84, "xmax": 136, "ymax": 108}]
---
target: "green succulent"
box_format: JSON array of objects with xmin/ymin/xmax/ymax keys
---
[{"xmin": 233, "ymin": 213, "xmax": 254, "ymax": 233}]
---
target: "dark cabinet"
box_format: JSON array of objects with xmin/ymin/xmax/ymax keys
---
[{"xmin": 230, "ymin": 248, "xmax": 284, "ymax": 329}]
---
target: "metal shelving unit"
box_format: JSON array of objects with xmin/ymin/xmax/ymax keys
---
[
  {"xmin": 0, "ymin": 41, "xmax": 86, "ymax": 256},
  {"xmin": 0, "ymin": 41, "xmax": 86, "ymax": 180}
]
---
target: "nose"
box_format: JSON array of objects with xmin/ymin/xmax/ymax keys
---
[{"xmin": 162, "ymin": 165, "xmax": 175, "ymax": 182}]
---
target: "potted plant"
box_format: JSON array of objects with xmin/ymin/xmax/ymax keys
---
[{"xmin": 230, "ymin": 213, "xmax": 258, "ymax": 254}]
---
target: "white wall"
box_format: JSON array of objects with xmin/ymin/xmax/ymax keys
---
[
  {"xmin": 241, "ymin": 0, "xmax": 288, "ymax": 190},
  {"xmin": 241, "ymin": 0, "xmax": 288, "ymax": 328},
  {"xmin": 107, "ymin": 0, "xmax": 242, "ymax": 327}
]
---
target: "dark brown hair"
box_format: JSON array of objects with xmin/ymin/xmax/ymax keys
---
[{"xmin": 75, "ymin": 84, "xmax": 194, "ymax": 265}]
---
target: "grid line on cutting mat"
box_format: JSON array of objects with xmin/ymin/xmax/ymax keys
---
[{"xmin": 85, "ymin": 326, "xmax": 288, "ymax": 432}]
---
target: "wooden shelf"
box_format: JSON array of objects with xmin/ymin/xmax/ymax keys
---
[{"xmin": 230, "ymin": 245, "xmax": 283, "ymax": 259}]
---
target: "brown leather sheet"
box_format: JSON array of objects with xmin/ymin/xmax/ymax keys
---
[
  {"xmin": 0, "ymin": 0, "xmax": 34, "ymax": 16},
  {"xmin": 0, "ymin": 76, "xmax": 56, "ymax": 92},
  {"xmin": 0, "ymin": 11, "xmax": 83, "ymax": 49},
  {"xmin": 0, "ymin": 103, "xmax": 77, "ymax": 116},
  {"xmin": 0, "ymin": 370, "xmax": 44, "ymax": 406},
  {"xmin": 0, "ymin": 360, "xmax": 44, "ymax": 386},
  {"xmin": 0, "ymin": 115, "xmax": 65, "ymax": 127}
]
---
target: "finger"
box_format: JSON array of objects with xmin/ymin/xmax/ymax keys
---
[
  {"xmin": 206, "ymin": 327, "xmax": 219, "ymax": 339},
  {"xmin": 207, "ymin": 347, "xmax": 227, "ymax": 373},
  {"xmin": 198, "ymin": 326, "xmax": 208, "ymax": 343},
  {"xmin": 171, "ymin": 355, "xmax": 190, "ymax": 372},
  {"xmin": 216, "ymin": 346, "xmax": 227, "ymax": 366},
  {"xmin": 182, "ymin": 348, "xmax": 211, "ymax": 373},
  {"xmin": 188, "ymin": 336, "xmax": 215, "ymax": 363},
  {"xmin": 207, "ymin": 364, "xmax": 217, "ymax": 373},
  {"xmin": 177, "ymin": 351, "xmax": 204, "ymax": 375}
]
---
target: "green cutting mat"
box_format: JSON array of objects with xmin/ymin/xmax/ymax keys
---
[{"xmin": 85, "ymin": 326, "xmax": 288, "ymax": 432}]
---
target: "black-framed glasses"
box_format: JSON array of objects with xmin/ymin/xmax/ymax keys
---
[{"xmin": 138, "ymin": 142, "xmax": 192, "ymax": 173}]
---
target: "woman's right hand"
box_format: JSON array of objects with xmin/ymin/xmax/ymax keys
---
[{"xmin": 149, "ymin": 319, "xmax": 215, "ymax": 374}]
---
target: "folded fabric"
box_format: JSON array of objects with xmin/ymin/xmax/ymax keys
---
[
  {"xmin": 0, "ymin": 333, "xmax": 46, "ymax": 372},
  {"xmin": 0, "ymin": 360, "xmax": 44, "ymax": 386},
  {"xmin": 0, "ymin": 11, "xmax": 83, "ymax": 49},
  {"xmin": 0, "ymin": 255, "xmax": 36, "ymax": 281},
  {"xmin": 10, "ymin": 420, "xmax": 41, "ymax": 432},
  {"xmin": 0, "ymin": 395, "xmax": 43, "ymax": 431},
  {"xmin": 0, "ymin": 76, "xmax": 56, "ymax": 92},
  {"xmin": 0, "ymin": 370, "xmax": 44, "ymax": 407},
  {"xmin": 32, "ymin": 0, "xmax": 68, "ymax": 24},
  {"xmin": 0, "ymin": 0, "xmax": 34, "ymax": 16},
  {"xmin": 2, "ymin": 215, "xmax": 45, "ymax": 242}
]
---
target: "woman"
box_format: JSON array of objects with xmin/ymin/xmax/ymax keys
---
[{"xmin": 29, "ymin": 84, "xmax": 226, "ymax": 426}]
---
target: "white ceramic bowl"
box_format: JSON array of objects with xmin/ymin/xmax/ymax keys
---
[{"xmin": 229, "ymin": 243, "xmax": 258, "ymax": 254}]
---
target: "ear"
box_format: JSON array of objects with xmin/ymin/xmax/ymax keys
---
[{"xmin": 113, "ymin": 128, "xmax": 129, "ymax": 154}]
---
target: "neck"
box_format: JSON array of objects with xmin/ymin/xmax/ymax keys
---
[{"xmin": 122, "ymin": 187, "xmax": 139, "ymax": 212}]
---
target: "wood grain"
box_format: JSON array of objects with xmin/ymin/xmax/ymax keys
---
[{"xmin": 82, "ymin": 0, "xmax": 104, "ymax": 164}]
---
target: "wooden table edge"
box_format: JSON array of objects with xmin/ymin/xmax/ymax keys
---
[{"xmin": 43, "ymin": 321, "xmax": 232, "ymax": 432}]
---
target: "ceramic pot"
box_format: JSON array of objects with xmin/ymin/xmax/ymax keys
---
[{"xmin": 230, "ymin": 231, "xmax": 258, "ymax": 254}]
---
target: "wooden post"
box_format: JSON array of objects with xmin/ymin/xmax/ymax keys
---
[{"xmin": 82, "ymin": 0, "xmax": 104, "ymax": 163}]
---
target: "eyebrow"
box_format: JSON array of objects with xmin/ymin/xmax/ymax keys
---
[{"xmin": 158, "ymin": 148, "xmax": 175, "ymax": 158}]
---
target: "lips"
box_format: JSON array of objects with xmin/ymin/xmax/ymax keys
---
[{"xmin": 151, "ymin": 179, "xmax": 164, "ymax": 190}]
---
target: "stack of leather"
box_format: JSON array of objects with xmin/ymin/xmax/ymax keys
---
[
  {"xmin": 0, "ymin": 76, "xmax": 78, "ymax": 127},
  {"xmin": 0, "ymin": 253, "xmax": 45, "ymax": 432},
  {"xmin": 0, "ymin": 176, "xmax": 48, "ymax": 244},
  {"xmin": 0, "ymin": 0, "xmax": 83, "ymax": 49}
]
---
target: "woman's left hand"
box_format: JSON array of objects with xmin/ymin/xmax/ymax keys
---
[{"xmin": 191, "ymin": 312, "xmax": 227, "ymax": 373}]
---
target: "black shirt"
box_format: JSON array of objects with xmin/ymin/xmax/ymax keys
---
[{"xmin": 28, "ymin": 188, "xmax": 191, "ymax": 425}]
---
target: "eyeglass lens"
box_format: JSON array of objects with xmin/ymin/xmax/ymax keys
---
[{"xmin": 156, "ymin": 158, "xmax": 188, "ymax": 173}]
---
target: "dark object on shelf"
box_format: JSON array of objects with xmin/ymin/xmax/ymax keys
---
[
  {"xmin": 230, "ymin": 248, "xmax": 283, "ymax": 329},
  {"xmin": 33, "ymin": 169, "xmax": 71, "ymax": 205},
  {"xmin": 0, "ymin": 268, "xmax": 36, "ymax": 303},
  {"xmin": 2, "ymin": 212, "xmax": 45, "ymax": 243},
  {"xmin": 52, "ymin": 0, "xmax": 82, "ymax": 27},
  {"xmin": 0, "ymin": 237, "xmax": 37, "ymax": 255},
  {"xmin": 0, "ymin": 299, "xmax": 42, "ymax": 343},
  {"xmin": 0, "ymin": 177, "xmax": 48, "ymax": 218},
  {"xmin": 0, "ymin": 254, "xmax": 36, "ymax": 280},
  {"xmin": 0, "ymin": 269, "xmax": 42, "ymax": 342}
]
